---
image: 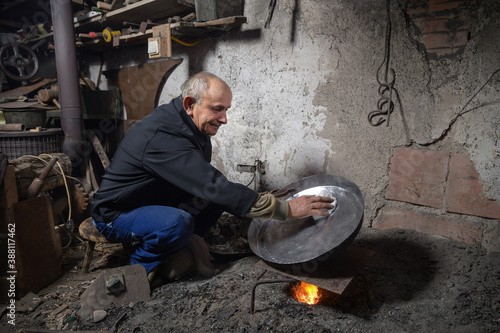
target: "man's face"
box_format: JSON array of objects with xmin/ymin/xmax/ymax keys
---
[{"xmin": 185, "ymin": 79, "xmax": 232, "ymax": 136}]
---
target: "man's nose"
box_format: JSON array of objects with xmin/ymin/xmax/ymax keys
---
[{"xmin": 218, "ymin": 110, "xmax": 227, "ymax": 124}]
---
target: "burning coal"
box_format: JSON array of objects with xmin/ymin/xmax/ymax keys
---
[{"xmin": 292, "ymin": 281, "xmax": 322, "ymax": 305}]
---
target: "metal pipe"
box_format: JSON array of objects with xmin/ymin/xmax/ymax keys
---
[
  {"xmin": 50, "ymin": 0, "xmax": 85, "ymax": 175},
  {"xmin": 26, "ymin": 156, "xmax": 58, "ymax": 198}
]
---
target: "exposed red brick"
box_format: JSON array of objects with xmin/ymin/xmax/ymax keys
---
[
  {"xmin": 406, "ymin": 6, "xmax": 428, "ymax": 17},
  {"xmin": 452, "ymin": 30, "xmax": 470, "ymax": 47},
  {"xmin": 452, "ymin": 47, "xmax": 466, "ymax": 54},
  {"xmin": 408, "ymin": 1, "xmax": 476, "ymax": 18},
  {"xmin": 373, "ymin": 207, "xmax": 483, "ymax": 245},
  {"xmin": 420, "ymin": 18, "xmax": 449, "ymax": 33},
  {"xmin": 424, "ymin": 31, "xmax": 452, "ymax": 49},
  {"xmin": 428, "ymin": 47, "xmax": 454, "ymax": 56},
  {"xmin": 387, "ymin": 148, "xmax": 449, "ymax": 208},
  {"xmin": 445, "ymin": 154, "xmax": 500, "ymax": 219},
  {"xmin": 408, "ymin": 1, "xmax": 474, "ymax": 57},
  {"xmin": 428, "ymin": 1, "xmax": 461, "ymax": 12}
]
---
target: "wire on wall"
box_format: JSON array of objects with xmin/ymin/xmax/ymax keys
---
[
  {"xmin": 422, "ymin": 67, "xmax": 500, "ymax": 146},
  {"xmin": 368, "ymin": 0, "xmax": 397, "ymax": 127}
]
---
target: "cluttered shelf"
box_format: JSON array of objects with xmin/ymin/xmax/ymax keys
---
[
  {"xmin": 73, "ymin": 0, "xmax": 190, "ymax": 31},
  {"xmin": 77, "ymin": 16, "xmax": 247, "ymax": 49},
  {"xmin": 72, "ymin": 0, "xmax": 247, "ymax": 50},
  {"xmin": 18, "ymin": 0, "xmax": 246, "ymax": 51}
]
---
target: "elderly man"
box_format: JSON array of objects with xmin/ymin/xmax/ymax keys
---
[{"xmin": 91, "ymin": 72, "xmax": 333, "ymax": 281}]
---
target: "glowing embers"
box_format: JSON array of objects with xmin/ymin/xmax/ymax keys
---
[{"xmin": 292, "ymin": 281, "xmax": 322, "ymax": 305}]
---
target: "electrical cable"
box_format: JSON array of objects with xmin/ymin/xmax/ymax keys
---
[
  {"xmin": 455, "ymin": 68, "xmax": 500, "ymax": 117},
  {"xmin": 55, "ymin": 217, "xmax": 73, "ymax": 249},
  {"xmin": 422, "ymin": 67, "xmax": 500, "ymax": 146},
  {"xmin": 245, "ymin": 172, "xmax": 256, "ymax": 188},
  {"xmin": 171, "ymin": 36, "xmax": 200, "ymax": 47}
]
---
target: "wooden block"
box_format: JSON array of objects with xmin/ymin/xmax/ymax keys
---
[
  {"xmin": 0, "ymin": 166, "xmax": 18, "ymax": 218},
  {"xmin": 13, "ymin": 196, "xmax": 62, "ymax": 298},
  {"xmin": 97, "ymin": 1, "xmax": 112, "ymax": 10},
  {"xmin": 0, "ymin": 166, "xmax": 18, "ymax": 303},
  {"xmin": 149, "ymin": 23, "xmax": 172, "ymax": 59}
]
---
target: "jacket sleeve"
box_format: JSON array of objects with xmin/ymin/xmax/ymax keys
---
[
  {"xmin": 140, "ymin": 127, "xmax": 258, "ymax": 217},
  {"xmin": 245, "ymin": 193, "xmax": 289, "ymax": 220}
]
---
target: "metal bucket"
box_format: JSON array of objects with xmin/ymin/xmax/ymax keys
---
[{"xmin": 248, "ymin": 174, "xmax": 364, "ymax": 266}]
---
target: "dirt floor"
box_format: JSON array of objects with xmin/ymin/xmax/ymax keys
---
[{"xmin": 1, "ymin": 216, "xmax": 499, "ymax": 333}]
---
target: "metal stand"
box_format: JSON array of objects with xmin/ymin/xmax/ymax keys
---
[
  {"xmin": 250, "ymin": 269, "xmax": 296, "ymax": 314},
  {"xmin": 250, "ymin": 245, "xmax": 374, "ymax": 314}
]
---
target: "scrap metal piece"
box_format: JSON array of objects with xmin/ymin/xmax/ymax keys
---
[
  {"xmin": 86, "ymin": 129, "xmax": 110, "ymax": 169},
  {"xmin": 105, "ymin": 273, "xmax": 126, "ymax": 295},
  {"xmin": 72, "ymin": 182, "xmax": 89, "ymax": 213},
  {"xmin": 26, "ymin": 156, "xmax": 58, "ymax": 198},
  {"xmin": 103, "ymin": 58, "xmax": 183, "ymax": 120},
  {"xmin": 0, "ymin": 43, "xmax": 40, "ymax": 81},
  {"xmin": 109, "ymin": 313, "xmax": 127, "ymax": 333},
  {"xmin": 236, "ymin": 164, "xmax": 256, "ymax": 173}
]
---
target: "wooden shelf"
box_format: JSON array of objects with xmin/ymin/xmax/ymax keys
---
[
  {"xmin": 23, "ymin": 0, "xmax": 247, "ymax": 53},
  {"xmin": 77, "ymin": 16, "xmax": 247, "ymax": 49},
  {"xmin": 74, "ymin": 0, "xmax": 191, "ymax": 32}
]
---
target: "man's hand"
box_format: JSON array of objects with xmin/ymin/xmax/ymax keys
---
[{"xmin": 287, "ymin": 195, "xmax": 335, "ymax": 219}]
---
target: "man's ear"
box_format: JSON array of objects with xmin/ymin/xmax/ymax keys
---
[{"xmin": 183, "ymin": 96, "xmax": 196, "ymax": 116}]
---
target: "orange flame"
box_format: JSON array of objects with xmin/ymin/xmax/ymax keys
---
[{"xmin": 293, "ymin": 281, "xmax": 322, "ymax": 305}]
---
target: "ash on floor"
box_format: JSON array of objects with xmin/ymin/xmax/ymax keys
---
[{"xmin": 2, "ymin": 227, "xmax": 499, "ymax": 333}]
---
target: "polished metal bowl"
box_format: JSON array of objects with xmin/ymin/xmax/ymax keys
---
[{"xmin": 248, "ymin": 174, "xmax": 364, "ymax": 265}]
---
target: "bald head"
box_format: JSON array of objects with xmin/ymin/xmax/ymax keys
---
[{"xmin": 181, "ymin": 72, "xmax": 230, "ymax": 106}]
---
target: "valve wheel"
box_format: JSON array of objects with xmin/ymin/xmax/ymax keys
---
[{"xmin": 0, "ymin": 43, "xmax": 40, "ymax": 81}]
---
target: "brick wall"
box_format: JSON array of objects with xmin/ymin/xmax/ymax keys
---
[
  {"xmin": 406, "ymin": 0, "xmax": 478, "ymax": 57},
  {"xmin": 374, "ymin": 147, "xmax": 500, "ymax": 246}
]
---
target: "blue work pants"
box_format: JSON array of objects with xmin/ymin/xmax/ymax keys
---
[{"xmin": 93, "ymin": 204, "xmax": 223, "ymax": 274}]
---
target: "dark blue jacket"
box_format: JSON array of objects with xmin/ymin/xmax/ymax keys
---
[{"xmin": 91, "ymin": 97, "xmax": 258, "ymax": 223}]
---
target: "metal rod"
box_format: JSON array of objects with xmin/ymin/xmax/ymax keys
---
[{"xmin": 250, "ymin": 269, "xmax": 296, "ymax": 314}]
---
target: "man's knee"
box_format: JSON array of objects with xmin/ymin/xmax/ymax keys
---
[
  {"xmin": 165, "ymin": 210, "xmax": 195, "ymax": 249},
  {"xmin": 176, "ymin": 210, "xmax": 195, "ymax": 238}
]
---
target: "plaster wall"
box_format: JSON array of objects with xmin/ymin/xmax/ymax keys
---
[
  {"xmin": 90, "ymin": 0, "xmax": 499, "ymax": 241},
  {"xmin": 155, "ymin": 0, "xmax": 499, "ymax": 225}
]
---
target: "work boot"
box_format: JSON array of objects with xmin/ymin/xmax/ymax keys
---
[
  {"xmin": 157, "ymin": 235, "xmax": 215, "ymax": 281},
  {"xmin": 188, "ymin": 234, "xmax": 216, "ymax": 278}
]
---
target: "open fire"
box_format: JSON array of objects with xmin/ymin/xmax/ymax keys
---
[{"xmin": 292, "ymin": 281, "xmax": 322, "ymax": 305}]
